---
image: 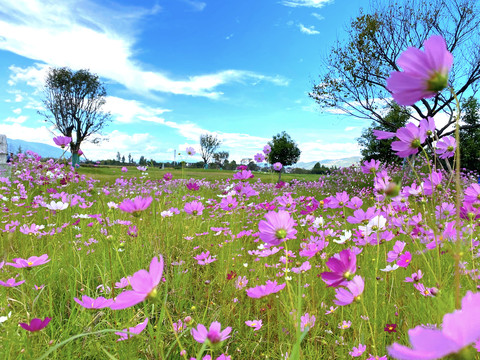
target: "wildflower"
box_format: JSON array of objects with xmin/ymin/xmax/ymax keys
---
[
  {"xmin": 45, "ymin": 200, "xmax": 69, "ymax": 211},
  {"xmin": 191, "ymin": 321, "xmax": 232, "ymax": 344},
  {"xmin": 385, "ymin": 324, "xmax": 397, "ymax": 333},
  {"xmin": 338, "ymin": 320, "xmax": 352, "ymax": 330},
  {"xmin": 263, "ymin": 144, "xmax": 271, "ymax": 155},
  {"xmin": 186, "ymin": 181, "xmax": 200, "ymax": 191},
  {"xmin": 273, "ymin": 162, "xmax": 283, "ymax": 171},
  {"xmin": 6, "ymin": 254, "xmax": 50, "ymax": 268},
  {"xmin": 435, "ymin": 136, "xmax": 456, "ymax": 159},
  {"xmin": 291, "ymin": 261, "xmax": 311, "ymax": 274},
  {"xmin": 391, "ymin": 123, "xmax": 427, "ymax": 158},
  {"xmin": 380, "ymin": 264, "xmax": 399, "ymax": 272},
  {"xmin": 235, "ymin": 276, "xmax": 248, "ymax": 290},
  {"xmin": 19, "ymin": 317, "xmax": 51, "ymax": 332},
  {"xmin": 220, "ymin": 196, "xmax": 238, "ymax": 211},
  {"xmin": 110, "ymin": 255, "xmax": 164, "ymax": 310},
  {"xmin": 386, "ymin": 35, "xmax": 453, "ymax": 106},
  {"xmin": 184, "ymin": 200, "xmax": 205, "ymax": 216},
  {"xmin": 118, "ymin": 196, "xmax": 153, "ymax": 214},
  {"xmin": 321, "ymin": 249, "xmax": 357, "ymax": 287},
  {"xmin": 397, "ymin": 252, "xmax": 412, "ymax": 268},
  {"xmin": 233, "ymin": 170, "xmax": 254, "ymax": 180},
  {"xmin": 333, "ymin": 275, "xmax": 365, "ymax": 306},
  {"xmin": 74, "ymin": 295, "xmax": 114, "ymax": 309},
  {"xmin": 186, "ymin": 147, "xmax": 196, "ymax": 156},
  {"xmin": 325, "ymin": 306, "xmax": 338, "ymax": 315},
  {"xmin": 116, "ymin": 318, "xmax": 148, "ymax": 341},
  {"xmin": 333, "ymin": 230, "xmax": 352, "ymax": 244},
  {"xmin": 246, "ymin": 280, "xmax": 286, "ymax": 298},
  {"xmin": 404, "ymin": 270, "xmax": 423, "ymax": 283},
  {"xmin": 361, "ymin": 159, "xmax": 381, "ymax": 174},
  {"xmin": 121, "ymin": 167, "xmax": 128, "ymax": 172},
  {"xmin": 194, "ymin": 251, "xmax": 217, "ymax": 265},
  {"xmin": 413, "ymin": 283, "xmax": 435, "ymax": 297},
  {"xmin": 0, "ymin": 311, "xmax": 11, "ymax": 324},
  {"xmin": 258, "ymin": 210, "xmax": 297, "ymax": 246},
  {"xmin": 300, "ymin": 313, "xmax": 316, "ymax": 331},
  {"xmin": 53, "ymin": 136, "xmax": 72, "ymax": 148},
  {"xmin": 137, "ymin": 166, "xmax": 147, "ymax": 172},
  {"xmin": 254, "ymin": 153, "xmax": 265, "ymax": 162},
  {"xmin": 349, "ymin": 343, "xmax": 366, "ymax": 357},
  {"xmin": 245, "ymin": 320, "xmax": 263, "ymax": 331},
  {"xmin": 163, "ymin": 173, "xmax": 173, "ymax": 181},
  {"xmin": 388, "ymin": 291, "xmax": 480, "ymax": 359},
  {"xmin": 0, "ymin": 278, "xmax": 25, "ymax": 287}
]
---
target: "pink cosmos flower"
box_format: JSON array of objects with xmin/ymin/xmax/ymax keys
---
[
  {"xmin": 273, "ymin": 162, "xmax": 283, "ymax": 171},
  {"xmin": 258, "ymin": 210, "xmax": 297, "ymax": 246},
  {"xmin": 235, "ymin": 276, "xmax": 248, "ymax": 290},
  {"xmin": 220, "ymin": 195, "xmax": 238, "ymax": 211},
  {"xmin": 137, "ymin": 166, "xmax": 147, "ymax": 172},
  {"xmin": 0, "ymin": 278, "xmax": 25, "ymax": 287},
  {"xmin": 361, "ymin": 159, "xmax": 381, "ymax": 174},
  {"xmin": 6, "ymin": 254, "xmax": 50, "ymax": 268},
  {"xmin": 373, "ymin": 130, "xmax": 396, "ymax": 140},
  {"xmin": 19, "ymin": 317, "xmax": 51, "ymax": 332},
  {"xmin": 118, "ymin": 196, "xmax": 153, "ymax": 214},
  {"xmin": 194, "ymin": 251, "xmax": 217, "ymax": 265},
  {"xmin": 184, "ymin": 200, "xmax": 205, "ymax": 215},
  {"xmin": 333, "ymin": 275, "xmax": 365, "ymax": 306},
  {"xmin": 246, "ymin": 280, "xmax": 286, "ymax": 298},
  {"xmin": 186, "ymin": 147, "xmax": 196, "ymax": 156},
  {"xmin": 397, "ymin": 252, "xmax": 412, "ymax": 268},
  {"xmin": 254, "ymin": 153, "xmax": 265, "ymax": 162},
  {"xmin": 464, "ymin": 183, "xmax": 480, "ymax": 204},
  {"xmin": 300, "ymin": 313, "xmax": 316, "ymax": 331},
  {"xmin": 163, "ymin": 173, "xmax": 173, "ymax": 181},
  {"xmin": 121, "ymin": 167, "xmax": 128, "ymax": 172},
  {"xmin": 387, "ymin": 241, "xmax": 406, "ymax": 263},
  {"xmin": 388, "ymin": 291, "xmax": 480, "ymax": 359},
  {"xmin": 110, "ymin": 255, "xmax": 164, "ymax": 310},
  {"xmin": 191, "ymin": 321, "xmax": 232, "ymax": 344},
  {"xmin": 116, "ymin": 318, "xmax": 148, "ymax": 341},
  {"xmin": 391, "ymin": 122, "xmax": 427, "ymax": 158},
  {"xmin": 349, "ymin": 343, "xmax": 367, "ymax": 357},
  {"xmin": 263, "ymin": 144, "xmax": 271, "ymax": 155},
  {"xmin": 387, "ymin": 35, "xmax": 453, "ymax": 106},
  {"xmin": 321, "ymin": 249, "xmax": 357, "ymax": 287},
  {"xmin": 233, "ymin": 170, "xmax": 254, "ymax": 180},
  {"xmin": 245, "ymin": 320, "xmax": 263, "ymax": 331},
  {"xmin": 404, "ymin": 270, "xmax": 423, "ymax": 283},
  {"xmin": 435, "ymin": 136, "xmax": 456, "ymax": 159},
  {"xmin": 186, "ymin": 181, "xmax": 200, "ymax": 191},
  {"xmin": 74, "ymin": 295, "xmax": 114, "ymax": 309},
  {"xmin": 420, "ymin": 117, "xmax": 436, "ymax": 137},
  {"xmin": 53, "ymin": 136, "xmax": 72, "ymax": 148}
]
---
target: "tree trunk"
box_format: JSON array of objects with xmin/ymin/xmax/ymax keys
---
[{"xmin": 277, "ymin": 170, "xmax": 282, "ymax": 182}]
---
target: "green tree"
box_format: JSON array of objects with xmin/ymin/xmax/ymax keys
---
[
  {"xmin": 40, "ymin": 67, "xmax": 111, "ymax": 167},
  {"xmin": 213, "ymin": 151, "xmax": 229, "ymax": 169},
  {"xmin": 310, "ymin": 0, "xmax": 480, "ymax": 137},
  {"xmin": 459, "ymin": 96, "xmax": 480, "ymax": 172},
  {"xmin": 357, "ymin": 104, "xmax": 410, "ymax": 164},
  {"xmin": 268, "ymin": 131, "xmax": 301, "ymax": 181},
  {"xmin": 139, "ymin": 156, "xmax": 146, "ymax": 166},
  {"xmin": 200, "ymin": 134, "xmax": 222, "ymax": 167}
]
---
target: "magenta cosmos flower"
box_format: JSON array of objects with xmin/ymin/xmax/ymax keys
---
[
  {"xmin": 435, "ymin": 136, "xmax": 456, "ymax": 159},
  {"xmin": 184, "ymin": 200, "xmax": 205, "ymax": 215},
  {"xmin": 246, "ymin": 280, "xmax": 286, "ymax": 299},
  {"xmin": 233, "ymin": 170, "xmax": 254, "ymax": 180},
  {"xmin": 273, "ymin": 162, "xmax": 282, "ymax": 171},
  {"xmin": 321, "ymin": 249, "xmax": 357, "ymax": 287},
  {"xmin": 258, "ymin": 210, "xmax": 297, "ymax": 246},
  {"xmin": 6, "ymin": 254, "xmax": 50, "ymax": 268},
  {"xmin": 191, "ymin": 321, "xmax": 232, "ymax": 344},
  {"xmin": 263, "ymin": 144, "xmax": 271, "ymax": 155},
  {"xmin": 116, "ymin": 318, "xmax": 148, "ymax": 341},
  {"xmin": 333, "ymin": 275, "xmax": 365, "ymax": 306},
  {"xmin": 74, "ymin": 295, "xmax": 114, "ymax": 309},
  {"xmin": 118, "ymin": 196, "xmax": 153, "ymax": 214},
  {"xmin": 391, "ymin": 122, "xmax": 427, "ymax": 158},
  {"xmin": 254, "ymin": 153, "xmax": 265, "ymax": 162},
  {"xmin": 245, "ymin": 320, "xmax": 263, "ymax": 331},
  {"xmin": 388, "ymin": 291, "xmax": 480, "ymax": 360},
  {"xmin": 110, "ymin": 255, "xmax": 164, "ymax": 310},
  {"xmin": 0, "ymin": 278, "xmax": 25, "ymax": 287},
  {"xmin": 19, "ymin": 317, "xmax": 51, "ymax": 332},
  {"xmin": 53, "ymin": 136, "xmax": 72, "ymax": 148},
  {"xmin": 387, "ymin": 35, "xmax": 453, "ymax": 106}
]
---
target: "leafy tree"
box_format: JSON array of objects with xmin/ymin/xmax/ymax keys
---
[
  {"xmin": 358, "ymin": 104, "xmax": 410, "ymax": 164},
  {"xmin": 116, "ymin": 152, "xmax": 121, "ymax": 162},
  {"xmin": 40, "ymin": 67, "xmax": 111, "ymax": 167},
  {"xmin": 213, "ymin": 151, "xmax": 229, "ymax": 168},
  {"xmin": 121, "ymin": 155, "xmax": 125, "ymax": 164},
  {"xmin": 17, "ymin": 145, "xmax": 22, "ymax": 154},
  {"xmin": 459, "ymin": 96, "xmax": 480, "ymax": 172},
  {"xmin": 200, "ymin": 134, "xmax": 222, "ymax": 167},
  {"xmin": 268, "ymin": 131, "xmax": 301, "ymax": 181},
  {"xmin": 310, "ymin": 0, "xmax": 480, "ymax": 137},
  {"xmin": 128, "ymin": 153, "xmax": 132, "ymax": 163}
]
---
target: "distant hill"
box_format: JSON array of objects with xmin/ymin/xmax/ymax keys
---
[
  {"xmin": 7, "ymin": 138, "xmax": 64, "ymax": 158},
  {"xmin": 294, "ymin": 156, "xmax": 362, "ymax": 170}
]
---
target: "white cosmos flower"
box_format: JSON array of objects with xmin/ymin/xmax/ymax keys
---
[
  {"xmin": 312, "ymin": 216, "xmax": 324, "ymax": 228},
  {"xmin": 380, "ymin": 264, "xmax": 399, "ymax": 272},
  {"xmin": 46, "ymin": 201, "xmax": 69, "ymax": 211},
  {"xmin": 0, "ymin": 311, "xmax": 12, "ymax": 324},
  {"xmin": 359, "ymin": 215, "xmax": 386, "ymax": 236},
  {"xmin": 107, "ymin": 201, "xmax": 118, "ymax": 209},
  {"xmin": 333, "ymin": 230, "xmax": 352, "ymax": 244},
  {"xmin": 161, "ymin": 210, "xmax": 173, "ymax": 218}
]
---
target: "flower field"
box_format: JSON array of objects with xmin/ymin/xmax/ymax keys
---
[{"xmin": 1, "ymin": 151, "xmax": 480, "ymax": 360}]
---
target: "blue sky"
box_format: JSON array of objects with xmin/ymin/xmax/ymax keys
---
[{"xmin": 0, "ymin": 0, "xmax": 371, "ymax": 163}]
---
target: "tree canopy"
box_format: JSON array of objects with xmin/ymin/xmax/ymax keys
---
[
  {"xmin": 459, "ymin": 96, "xmax": 480, "ymax": 172},
  {"xmin": 40, "ymin": 67, "xmax": 111, "ymax": 164},
  {"xmin": 199, "ymin": 134, "xmax": 222, "ymax": 166},
  {"xmin": 268, "ymin": 131, "xmax": 301, "ymax": 167},
  {"xmin": 310, "ymin": 0, "xmax": 480, "ymax": 138}
]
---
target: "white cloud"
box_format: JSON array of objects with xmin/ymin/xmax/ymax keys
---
[
  {"xmin": 4, "ymin": 115, "xmax": 27, "ymax": 124},
  {"xmin": 103, "ymin": 96, "xmax": 171, "ymax": 124},
  {"xmin": 12, "ymin": 108, "xmax": 21, "ymax": 114},
  {"xmin": 298, "ymin": 140, "xmax": 361, "ymax": 162},
  {"xmin": 345, "ymin": 126, "xmax": 357, "ymax": 131},
  {"xmin": 281, "ymin": 0, "xmax": 333, "ymax": 8},
  {"xmin": 298, "ymin": 24, "xmax": 320, "ymax": 35},
  {"xmin": 0, "ymin": 0, "xmax": 287, "ymax": 98},
  {"xmin": 311, "ymin": 12, "xmax": 325, "ymax": 20},
  {"xmin": 183, "ymin": 0, "xmax": 207, "ymax": 11}
]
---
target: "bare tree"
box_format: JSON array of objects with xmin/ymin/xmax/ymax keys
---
[
  {"xmin": 199, "ymin": 134, "xmax": 222, "ymax": 167},
  {"xmin": 310, "ymin": 0, "xmax": 480, "ymax": 138},
  {"xmin": 40, "ymin": 67, "xmax": 111, "ymax": 166}
]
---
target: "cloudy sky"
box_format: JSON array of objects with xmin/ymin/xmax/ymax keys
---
[{"xmin": 0, "ymin": 0, "xmax": 371, "ymax": 163}]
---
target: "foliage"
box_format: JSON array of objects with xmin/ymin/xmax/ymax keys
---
[
  {"xmin": 199, "ymin": 134, "xmax": 222, "ymax": 165},
  {"xmin": 459, "ymin": 96, "xmax": 480, "ymax": 172},
  {"xmin": 267, "ymin": 131, "xmax": 301, "ymax": 167},
  {"xmin": 310, "ymin": 0, "xmax": 480, "ymax": 137},
  {"xmin": 358, "ymin": 103, "xmax": 410, "ymax": 164},
  {"xmin": 40, "ymin": 67, "xmax": 111, "ymax": 155},
  {"xmin": 213, "ymin": 151, "xmax": 229, "ymax": 168}
]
